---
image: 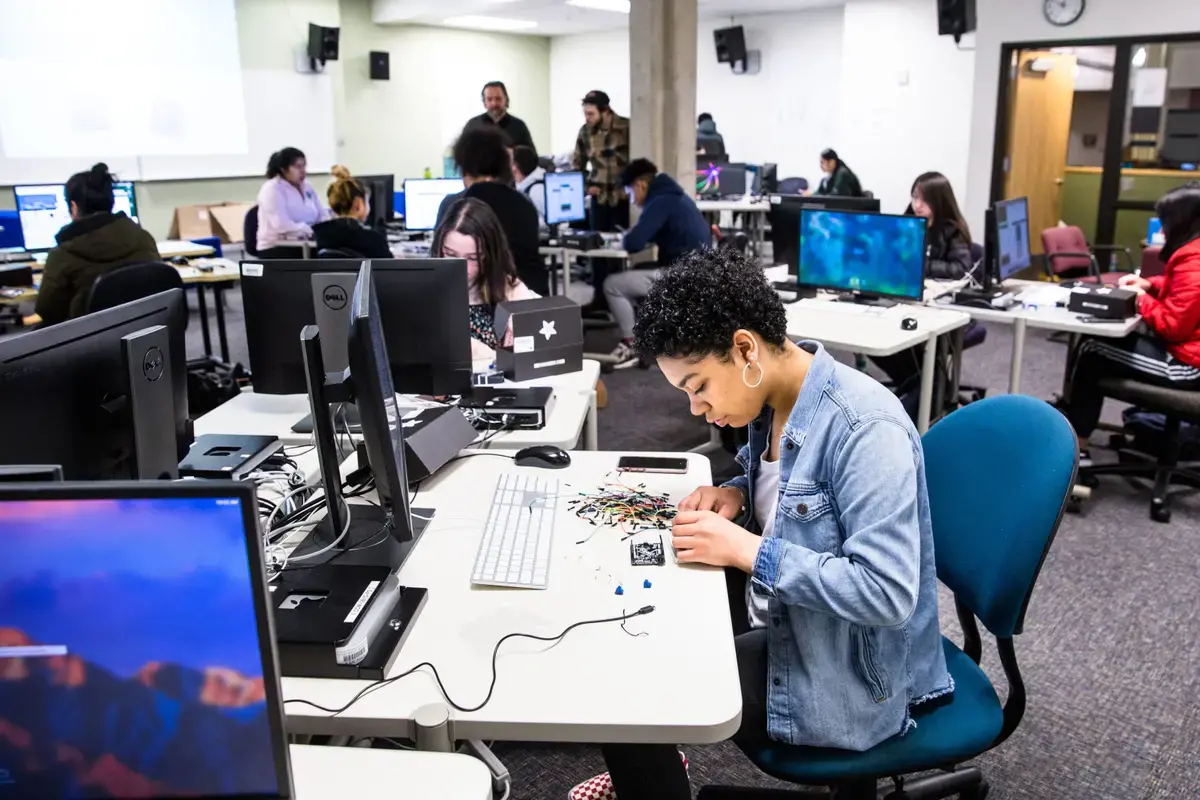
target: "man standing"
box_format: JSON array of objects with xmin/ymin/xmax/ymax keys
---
[
  {"xmin": 572, "ymin": 90, "xmax": 630, "ymax": 315},
  {"xmin": 472, "ymin": 81, "xmax": 535, "ymax": 152}
]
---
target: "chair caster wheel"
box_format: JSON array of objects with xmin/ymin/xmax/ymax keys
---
[
  {"xmin": 1150, "ymin": 500, "xmax": 1171, "ymax": 523},
  {"xmin": 1080, "ymin": 472, "xmax": 1100, "ymax": 489},
  {"xmin": 960, "ymin": 780, "xmax": 989, "ymax": 800},
  {"xmin": 1065, "ymin": 496, "xmax": 1082, "ymax": 514}
]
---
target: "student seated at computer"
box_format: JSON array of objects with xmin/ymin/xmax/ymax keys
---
[
  {"xmin": 511, "ymin": 145, "xmax": 547, "ymax": 230},
  {"xmin": 584, "ymin": 248, "xmax": 951, "ymax": 800},
  {"xmin": 255, "ymin": 147, "xmax": 329, "ymax": 258},
  {"xmin": 1062, "ymin": 181, "xmax": 1200, "ymax": 459},
  {"xmin": 35, "ymin": 163, "xmax": 159, "ymax": 326},
  {"xmin": 815, "ymin": 148, "xmax": 864, "ymax": 198},
  {"xmin": 604, "ymin": 158, "xmax": 711, "ymax": 369},
  {"xmin": 439, "ymin": 124, "xmax": 547, "ymax": 295},
  {"xmin": 311, "ymin": 165, "xmax": 392, "ymax": 259},
  {"xmin": 432, "ymin": 197, "xmax": 539, "ymax": 362}
]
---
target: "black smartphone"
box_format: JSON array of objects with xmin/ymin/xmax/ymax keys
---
[{"xmin": 617, "ymin": 456, "xmax": 689, "ymax": 474}]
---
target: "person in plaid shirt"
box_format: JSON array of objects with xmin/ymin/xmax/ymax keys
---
[{"xmin": 572, "ymin": 90, "xmax": 631, "ymax": 315}]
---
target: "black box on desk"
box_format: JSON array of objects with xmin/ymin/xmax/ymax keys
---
[
  {"xmin": 1067, "ymin": 285, "xmax": 1137, "ymax": 320},
  {"xmin": 494, "ymin": 296, "xmax": 583, "ymax": 381}
]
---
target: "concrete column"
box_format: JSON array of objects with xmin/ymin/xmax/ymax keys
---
[{"xmin": 630, "ymin": 0, "xmax": 698, "ymax": 194}]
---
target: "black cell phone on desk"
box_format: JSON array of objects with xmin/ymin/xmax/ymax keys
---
[{"xmin": 617, "ymin": 456, "xmax": 689, "ymax": 474}]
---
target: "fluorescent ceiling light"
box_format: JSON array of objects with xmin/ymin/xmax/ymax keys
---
[
  {"xmin": 442, "ymin": 14, "xmax": 537, "ymax": 30},
  {"xmin": 566, "ymin": 0, "xmax": 631, "ymax": 13}
]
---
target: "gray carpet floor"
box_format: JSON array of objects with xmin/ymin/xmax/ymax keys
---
[{"xmin": 175, "ymin": 287, "xmax": 1200, "ymax": 800}]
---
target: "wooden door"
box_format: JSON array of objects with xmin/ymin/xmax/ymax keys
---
[{"xmin": 1004, "ymin": 51, "xmax": 1076, "ymax": 254}]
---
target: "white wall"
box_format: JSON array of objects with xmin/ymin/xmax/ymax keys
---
[
  {"xmin": 837, "ymin": 0, "xmax": 975, "ymax": 214},
  {"xmin": 965, "ymin": 0, "xmax": 1200, "ymax": 231},
  {"xmin": 549, "ymin": 29, "xmax": 630, "ymax": 156}
]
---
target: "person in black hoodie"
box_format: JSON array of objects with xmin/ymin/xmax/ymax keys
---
[
  {"xmin": 36, "ymin": 163, "xmax": 160, "ymax": 326},
  {"xmin": 442, "ymin": 123, "xmax": 547, "ymax": 295},
  {"xmin": 604, "ymin": 158, "xmax": 712, "ymax": 368},
  {"xmin": 870, "ymin": 171, "xmax": 975, "ymax": 417},
  {"xmin": 311, "ymin": 165, "xmax": 392, "ymax": 258}
]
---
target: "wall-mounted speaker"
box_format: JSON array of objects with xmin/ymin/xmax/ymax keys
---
[
  {"xmin": 370, "ymin": 51, "xmax": 390, "ymax": 81},
  {"xmin": 713, "ymin": 26, "xmax": 746, "ymax": 65},
  {"xmin": 308, "ymin": 23, "xmax": 340, "ymax": 64},
  {"xmin": 936, "ymin": 0, "xmax": 976, "ymax": 40}
]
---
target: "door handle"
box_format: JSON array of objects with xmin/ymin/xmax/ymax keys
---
[{"xmin": 1053, "ymin": 178, "xmax": 1064, "ymax": 185}]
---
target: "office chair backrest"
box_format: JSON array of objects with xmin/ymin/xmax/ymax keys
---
[
  {"xmin": 777, "ymin": 177, "xmax": 808, "ymax": 195},
  {"xmin": 317, "ymin": 247, "xmax": 364, "ymax": 259},
  {"xmin": 1141, "ymin": 245, "xmax": 1167, "ymax": 279},
  {"xmin": 1041, "ymin": 226, "xmax": 1092, "ymax": 275},
  {"xmin": 88, "ymin": 262, "xmax": 185, "ymax": 316},
  {"xmin": 922, "ymin": 395, "xmax": 1077, "ymax": 638},
  {"xmin": 243, "ymin": 205, "xmax": 260, "ymax": 257}
]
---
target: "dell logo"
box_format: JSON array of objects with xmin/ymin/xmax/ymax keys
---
[
  {"xmin": 323, "ymin": 285, "xmax": 348, "ymax": 310},
  {"xmin": 142, "ymin": 347, "xmax": 164, "ymax": 382}
]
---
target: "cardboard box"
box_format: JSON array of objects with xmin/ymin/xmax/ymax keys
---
[
  {"xmin": 494, "ymin": 296, "xmax": 583, "ymax": 381},
  {"xmin": 168, "ymin": 202, "xmax": 254, "ymax": 244}
]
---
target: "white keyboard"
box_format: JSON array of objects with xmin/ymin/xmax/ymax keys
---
[{"xmin": 471, "ymin": 472, "xmax": 559, "ymax": 589}]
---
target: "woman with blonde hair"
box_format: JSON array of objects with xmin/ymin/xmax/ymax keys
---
[{"xmin": 311, "ymin": 165, "xmax": 392, "ymax": 258}]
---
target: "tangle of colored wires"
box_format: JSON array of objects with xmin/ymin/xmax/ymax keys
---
[{"xmin": 569, "ymin": 473, "xmax": 677, "ymax": 543}]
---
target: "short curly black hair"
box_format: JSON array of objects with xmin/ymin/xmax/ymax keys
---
[
  {"xmin": 634, "ymin": 248, "xmax": 788, "ymax": 361},
  {"xmin": 453, "ymin": 122, "xmax": 510, "ymax": 179}
]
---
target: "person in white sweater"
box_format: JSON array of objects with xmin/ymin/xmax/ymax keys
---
[{"xmin": 432, "ymin": 197, "xmax": 540, "ymax": 362}]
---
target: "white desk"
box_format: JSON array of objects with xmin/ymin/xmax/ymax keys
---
[
  {"xmin": 156, "ymin": 239, "xmax": 216, "ymax": 259},
  {"xmin": 764, "ymin": 265, "xmax": 970, "ymax": 433},
  {"xmin": 195, "ymin": 362, "xmax": 602, "ymax": 451},
  {"xmin": 290, "ymin": 744, "xmax": 491, "ymax": 799},
  {"xmin": 282, "ymin": 451, "xmax": 742, "ymax": 744},
  {"xmin": 928, "ymin": 279, "xmax": 1142, "ymax": 394}
]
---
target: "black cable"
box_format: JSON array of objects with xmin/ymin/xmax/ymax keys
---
[{"xmin": 283, "ymin": 606, "xmax": 656, "ymax": 716}]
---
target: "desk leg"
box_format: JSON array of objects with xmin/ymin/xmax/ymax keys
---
[
  {"xmin": 213, "ymin": 285, "xmax": 230, "ymax": 364},
  {"xmin": 585, "ymin": 390, "xmax": 598, "ymax": 450},
  {"xmin": 1009, "ymin": 317, "xmax": 1027, "ymax": 394},
  {"xmin": 917, "ymin": 333, "xmax": 938, "ymax": 434},
  {"xmin": 195, "ymin": 286, "xmax": 213, "ymax": 357},
  {"xmin": 950, "ymin": 327, "xmax": 964, "ymax": 404},
  {"xmin": 562, "ymin": 248, "xmax": 571, "ymax": 297}
]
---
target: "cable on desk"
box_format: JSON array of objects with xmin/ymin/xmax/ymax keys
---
[{"xmin": 283, "ymin": 606, "xmax": 656, "ymax": 716}]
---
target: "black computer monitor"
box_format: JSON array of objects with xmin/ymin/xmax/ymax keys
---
[
  {"xmin": 355, "ymin": 174, "xmax": 394, "ymax": 230},
  {"xmin": 994, "ymin": 196, "xmax": 1031, "ymax": 283},
  {"xmin": 798, "ymin": 208, "xmax": 927, "ymax": 304},
  {"xmin": 240, "ymin": 258, "xmax": 471, "ymax": 395},
  {"xmin": 544, "ymin": 171, "xmax": 587, "ymax": 225},
  {"xmin": 0, "ymin": 480, "xmax": 293, "ymax": 798},
  {"xmin": 768, "ymin": 194, "xmax": 883, "ymax": 276},
  {"xmin": 758, "ymin": 163, "xmax": 778, "ymax": 194},
  {"xmin": 0, "ymin": 289, "xmax": 190, "ymax": 479},
  {"xmin": 697, "ymin": 162, "xmax": 746, "ymax": 198}
]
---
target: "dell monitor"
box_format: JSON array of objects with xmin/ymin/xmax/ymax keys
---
[
  {"xmin": 355, "ymin": 173, "xmax": 395, "ymax": 230},
  {"xmin": 240, "ymin": 258, "xmax": 472, "ymax": 395},
  {"xmin": 768, "ymin": 194, "xmax": 883, "ymax": 278},
  {"xmin": 545, "ymin": 171, "xmax": 587, "ymax": 225},
  {"xmin": 798, "ymin": 208, "xmax": 927, "ymax": 304},
  {"xmin": 0, "ymin": 289, "xmax": 190, "ymax": 479},
  {"xmin": 402, "ymin": 178, "xmax": 465, "ymax": 231},
  {"xmin": 994, "ymin": 196, "xmax": 1031, "ymax": 283},
  {"xmin": 14, "ymin": 181, "xmax": 139, "ymax": 251},
  {"xmin": 0, "ymin": 480, "xmax": 293, "ymax": 798}
]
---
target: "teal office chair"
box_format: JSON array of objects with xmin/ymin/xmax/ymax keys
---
[{"xmin": 699, "ymin": 395, "xmax": 1078, "ymax": 800}]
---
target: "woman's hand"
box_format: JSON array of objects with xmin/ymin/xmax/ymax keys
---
[
  {"xmin": 671, "ymin": 510, "xmax": 761, "ymax": 571},
  {"xmin": 1118, "ymin": 274, "xmax": 1152, "ymax": 294},
  {"xmin": 677, "ymin": 485, "xmax": 744, "ymax": 520}
]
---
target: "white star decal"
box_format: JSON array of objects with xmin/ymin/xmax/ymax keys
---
[{"xmin": 539, "ymin": 320, "xmax": 557, "ymax": 340}]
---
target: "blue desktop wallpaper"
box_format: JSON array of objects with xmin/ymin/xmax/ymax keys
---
[
  {"xmin": 799, "ymin": 210, "xmax": 927, "ymax": 299},
  {"xmin": 0, "ymin": 497, "xmax": 281, "ymax": 798}
]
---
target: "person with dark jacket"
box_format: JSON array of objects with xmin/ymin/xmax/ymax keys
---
[
  {"xmin": 869, "ymin": 172, "xmax": 974, "ymax": 416},
  {"xmin": 445, "ymin": 123, "xmax": 547, "ymax": 295},
  {"xmin": 36, "ymin": 163, "xmax": 160, "ymax": 325},
  {"xmin": 1063, "ymin": 181, "xmax": 1200, "ymax": 462},
  {"xmin": 604, "ymin": 159, "xmax": 711, "ymax": 368},
  {"xmin": 816, "ymin": 148, "xmax": 864, "ymax": 197},
  {"xmin": 696, "ymin": 113, "xmax": 726, "ymax": 157},
  {"xmin": 470, "ymin": 81, "xmax": 536, "ymax": 151},
  {"xmin": 312, "ymin": 165, "xmax": 392, "ymax": 258}
]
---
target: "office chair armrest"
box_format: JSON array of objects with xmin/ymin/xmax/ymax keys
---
[
  {"xmin": 1046, "ymin": 251, "xmax": 1094, "ymax": 261},
  {"xmin": 1089, "ymin": 243, "xmax": 1136, "ymax": 271}
]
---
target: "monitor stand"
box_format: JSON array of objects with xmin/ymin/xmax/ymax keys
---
[
  {"xmin": 835, "ymin": 292, "xmax": 896, "ymax": 308},
  {"xmin": 292, "ymin": 401, "xmax": 360, "ymax": 435}
]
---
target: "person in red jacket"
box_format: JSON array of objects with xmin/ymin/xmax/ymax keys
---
[{"xmin": 1063, "ymin": 181, "xmax": 1200, "ymax": 455}]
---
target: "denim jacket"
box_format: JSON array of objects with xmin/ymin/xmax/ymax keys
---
[{"xmin": 724, "ymin": 342, "xmax": 952, "ymax": 751}]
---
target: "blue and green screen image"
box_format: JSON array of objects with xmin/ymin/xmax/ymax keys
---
[{"xmin": 798, "ymin": 209, "xmax": 927, "ymax": 300}]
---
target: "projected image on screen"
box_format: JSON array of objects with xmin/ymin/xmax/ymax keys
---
[
  {"xmin": 0, "ymin": 496, "xmax": 280, "ymax": 799},
  {"xmin": 799, "ymin": 209, "xmax": 927, "ymax": 300}
]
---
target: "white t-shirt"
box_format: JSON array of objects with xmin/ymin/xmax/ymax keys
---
[{"xmin": 746, "ymin": 452, "xmax": 781, "ymax": 630}]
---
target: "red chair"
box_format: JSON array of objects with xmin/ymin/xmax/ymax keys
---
[
  {"xmin": 1041, "ymin": 225, "xmax": 1133, "ymax": 285},
  {"xmin": 1141, "ymin": 245, "xmax": 1168, "ymax": 279}
]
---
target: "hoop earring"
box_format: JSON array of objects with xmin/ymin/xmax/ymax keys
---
[{"xmin": 742, "ymin": 361, "xmax": 763, "ymax": 389}]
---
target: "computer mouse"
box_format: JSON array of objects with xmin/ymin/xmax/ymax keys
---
[
  {"xmin": 901, "ymin": 317, "xmax": 919, "ymax": 331},
  {"xmin": 169, "ymin": 256, "xmax": 190, "ymax": 266},
  {"xmin": 514, "ymin": 445, "xmax": 571, "ymax": 469}
]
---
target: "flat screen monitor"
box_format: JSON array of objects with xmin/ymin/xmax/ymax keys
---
[
  {"xmin": 240, "ymin": 258, "xmax": 471, "ymax": 395},
  {"xmin": 768, "ymin": 194, "xmax": 883, "ymax": 276},
  {"xmin": 994, "ymin": 196, "xmax": 1031, "ymax": 282},
  {"xmin": 0, "ymin": 289, "xmax": 190, "ymax": 480},
  {"xmin": 798, "ymin": 208, "xmax": 927, "ymax": 301},
  {"xmin": 14, "ymin": 181, "xmax": 139, "ymax": 251},
  {"xmin": 696, "ymin": 162, "xmax": 746, "ymax": 198},
  {"xmin": 0, "ymin": 481, "xmax": 293, "ymax": 799},
  {"xmin": 355, "ymin": 173, "xmax": 394, "ymax": 230},
  {"xmin": 402, "ymin": 178, "xmax": 465, "ymax": 231},
  {"xmin": 545, "ymin": 171, "xmax": 587, "ymax": 225}
]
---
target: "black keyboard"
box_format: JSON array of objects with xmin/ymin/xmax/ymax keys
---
[{"xmin": 772, "ymin": 280, "xmax": 798, "ymax": 292}]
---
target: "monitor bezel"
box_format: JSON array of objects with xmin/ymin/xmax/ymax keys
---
[
  {"xmin": 797, "ymin": 207, "xmax": 929, "ymax": 302},
  {"xmin": 993, "ymin": 196, "xmax": 1032, "ymax": 283}
]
